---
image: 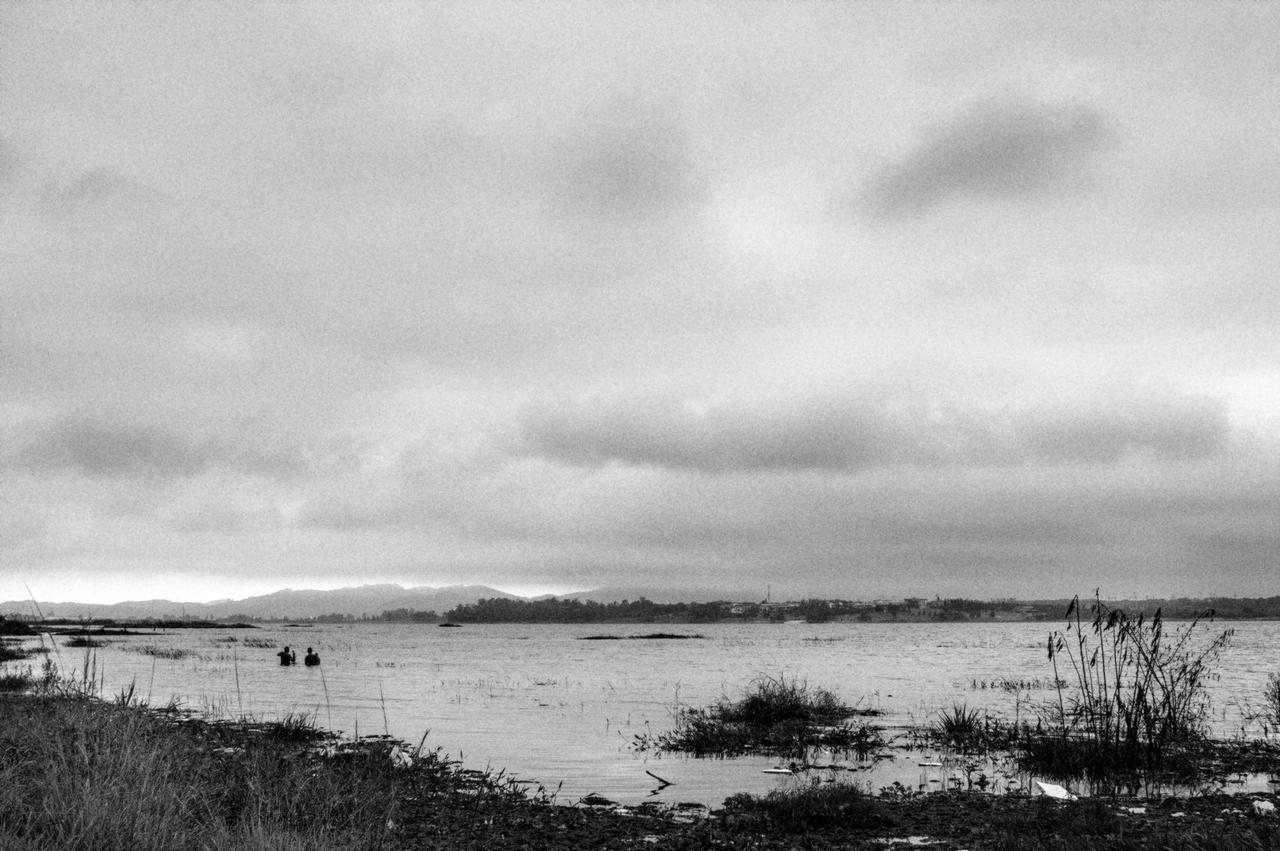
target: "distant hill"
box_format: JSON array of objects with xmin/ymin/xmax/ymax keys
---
[{"xmin": 0, "ymin": 584, "xmax": 518, "ymax": 621}]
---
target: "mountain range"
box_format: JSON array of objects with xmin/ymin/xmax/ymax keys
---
[{"xmin": 0, "ymin": 583, "xmax": 744, "ymax": 621}]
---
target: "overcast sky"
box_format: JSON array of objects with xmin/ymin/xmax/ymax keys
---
[{"xmin": 3, "ymin": 3, "xmax": 1279, "ymax": 604}]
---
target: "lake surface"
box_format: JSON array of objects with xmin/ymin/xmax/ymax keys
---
[{"xmin": 11, "ymin": 620, "xmax": 1280, "ymax": 806}]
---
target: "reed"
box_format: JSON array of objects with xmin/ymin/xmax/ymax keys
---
[{"xmin": 1022, "ymin": 591, "xmax": 1232, "ymax": 786}]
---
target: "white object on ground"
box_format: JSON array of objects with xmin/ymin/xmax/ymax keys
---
[
  {"xmin": 389, "ymin": 745, "xmax": 414, "ymax": 768},
  {"xmin": 1032, "ymin": 781, "xmax": 1077, "ymax": 801},
  {"xmin": 1254, "ymin": 800, "xmax": 1276, "ymax": 816}
]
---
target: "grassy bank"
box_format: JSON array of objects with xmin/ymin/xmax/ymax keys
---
[{"xmin": 3, "ymin": 688, "xmax": 1280, "ymax": 850}]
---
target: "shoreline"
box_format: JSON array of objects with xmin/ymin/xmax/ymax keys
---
[{"xmin": 3, "ymin": 688, "xmax": 1280, "ymax": 849}]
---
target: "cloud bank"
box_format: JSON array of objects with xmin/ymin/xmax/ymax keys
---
[{"xmin": 520, "ymin": 385, "xmax": 1229, "ymax": 472}]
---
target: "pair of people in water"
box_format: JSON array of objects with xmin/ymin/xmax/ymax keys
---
[{"xmin": 277, "ymin": 646, "xmax": 321, "ymax": 666}]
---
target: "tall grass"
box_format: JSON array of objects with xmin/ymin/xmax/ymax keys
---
[
  {"xmin": 1023, "ymin": 592, "xmax": 1232, "ymax": 785},
  {"xmin": 0, "ymin": 693, "xmax": 399, "ymax": 850}
]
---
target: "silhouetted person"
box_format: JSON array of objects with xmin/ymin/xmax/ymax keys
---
[
  {"xmin": 304, "ymin": 647, "xmax": 320, "ymax": 666},
  {"xmin": 277, "ymin": 646, "xmax": 295, "ymax": 666}
]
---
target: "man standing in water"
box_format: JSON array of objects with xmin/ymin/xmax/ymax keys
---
[
  {"xmin": 277, "ymin": 646, "xmax": 295, "ymax": 666},
  {"xmin": 304, "ymin": 647, "xmax": 320, "ymax": 666}
]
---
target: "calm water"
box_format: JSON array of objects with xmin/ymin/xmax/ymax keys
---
[{"xmin": 10, "ymin": 620, "xmax": 1279, "ymax": 805}]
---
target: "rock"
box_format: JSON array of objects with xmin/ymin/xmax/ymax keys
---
[{"xmin": 1253, "ymin": 800, "xmax": 1276, "ymax": 817}]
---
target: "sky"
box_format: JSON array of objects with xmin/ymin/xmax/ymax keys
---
[{"xmin": 2, "ymin": 3, "xmax": 1279, "ymax": 605}]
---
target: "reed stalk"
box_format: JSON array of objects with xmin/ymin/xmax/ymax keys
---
[{"xmin": 1028, "ymin": 591, "xmax": 1232, "ymax": 786}]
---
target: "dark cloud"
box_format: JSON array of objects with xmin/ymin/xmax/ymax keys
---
[
  {"xmin": 862, "ymin": 98, "xmax": 1114, "ymax": 219},
  {"xmin": 11, "ymin": 417, "xmax": 308, "ymax": 480},
  {"xmin": 16, "ymin": 420, "xmax": 209, "ymax": 478},
  {"xmin": 520, "ymin": 393, "xmax": 900, "ymax": 472},
  {"xmin": 519, "ymin": 386, "xmax": 1229, "ymax": 472},
  {"xmin": 549, "ymin": 121, "xmax": 703, "ymax": 220}
]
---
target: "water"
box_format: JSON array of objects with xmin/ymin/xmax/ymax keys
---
[{"xmin": 10, "ymin": 620, "xmax": 1280, "ymax": 806}]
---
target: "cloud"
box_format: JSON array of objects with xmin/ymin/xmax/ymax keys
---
[
  {"xmin": 519, "ymin": 385, "xmax": 1229, "ymax": 472},
  {"xmin": 1014, "ymin": 391, "xmax": 1227, "ymax": 463},
  {"xmin": 862, "ymin": 97, "xmax": 1114, "ymax": 219},
  {"xmin": 520, "ymin": 392, "xmax": 898, "ymax": 472},
  {"xmin": 10, "ymin": 416, "xmax": 307, "ymax": 480},
  {"xmin": 0, "ymin": 136, "xmax": 18, "ymax": 184},
  {"xmin": 39, "ymin": 167, "xmax": 163, "ymax": 217},
  {"xmin": 548, "ymin": 118, "xmax": 703, "ymax": 220}
]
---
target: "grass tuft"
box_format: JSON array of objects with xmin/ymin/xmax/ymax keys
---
[
  {"xmin": 635, "ymin": 674, "xmax": 884, "ymax": 758},
  {"xmin": 720, "ymin": 778, "xmax": 894, "ymax": 833}
]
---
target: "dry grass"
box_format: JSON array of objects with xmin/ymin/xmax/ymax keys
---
[{"xmin": 0, "ymin": 691, "xmax": 406, "ymax": 850}]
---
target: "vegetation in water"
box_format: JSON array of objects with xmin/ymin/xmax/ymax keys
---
[
  {"xmin": 63, "ymin": 636, "xmax": 110, "ymax": 648},
  {"xmin": 0, "ymin": 641, "xmax": 40, "ymax": 664},
  {"xmin": 633, "ymin": 674, "xmax": 884, "ymax": 758},
  {"xmin": 124, "ymin": 644, "xmax": 199, "ymax": 660},
  {"xmin": 1020, "ymin": 591, "xmax": 1233, "ymax": 789},
  {"xmin": 927, "ymin": 703, "xmax": 995, "ymax": 752}
]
